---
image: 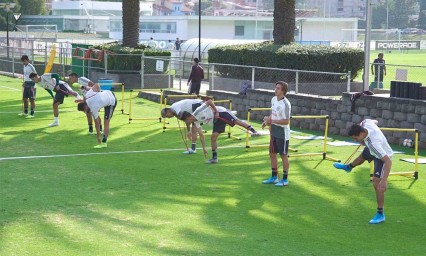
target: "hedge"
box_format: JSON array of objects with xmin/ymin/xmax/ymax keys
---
[{"xmin": 208, "ymin": 42, "xmax": 364, "ymax": 82}]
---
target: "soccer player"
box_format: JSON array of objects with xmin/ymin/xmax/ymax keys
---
[
  {"xmin": 19, "ymin": 55, "xmax": 37, "ymax": 118},
  {"xmin": 29, "ymin": 72, "xmax": 82, "ymax": 127},
  {"xmin": 68, "ymin": 73, "xmax": 102, "ymax": 135},
  {"xmin": 77, "ymin": 83, "xmax": 117, "ymax": 148},
  {"xmin": 333, "ymin": 119, "xmax": 393, "ymax": 224},
  {"xmin": 161, "ymin": 98, "xmax": 204, "ymax": 154},
  {"xmin": 182, "ymin": 100, "xmax": 258, "ymax": 163},
  {"xmin": 261, "ymin": 81, "xmax": 292, "ymax": 187}
]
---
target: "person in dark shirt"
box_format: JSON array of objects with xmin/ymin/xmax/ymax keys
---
[
  {"xmin": 371, "ymin": 53, "xmax": 386, "ymax": 88},
  {"xmin": 175, "ymin": 38, "xmax": 181, "ymax": 50},
  {"xmin": 187, "ymin": 58, "xmax": 204, "ymax": 95}
]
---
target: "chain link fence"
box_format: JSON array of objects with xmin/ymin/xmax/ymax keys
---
[{"xmin": 1, "ymin": 40, "xmax": 425, "ymax": 96}]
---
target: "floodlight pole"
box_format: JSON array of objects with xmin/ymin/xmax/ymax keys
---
[
  {"xmin": 198, "ymin": 0, "xmax": 201, "ymax": 61},
  {"xmin": 363, "ymin": 0, "xmax": 373, "ymax": 91}
]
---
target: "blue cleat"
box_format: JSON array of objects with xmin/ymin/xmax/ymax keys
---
[
  {"xmin": 275, "ymin": 179, "xmax": 289, "ymax": 187},
  {"xmin": 333, "ymin": 162, "xmax": 352, "ymax": 172},
  {"xmin": 369, "ymin": 212, "xmax": 385, "ymax": 224},
  {"xmin": 262, "ymin": 176, "xmax": 278, "ymax": 184}
]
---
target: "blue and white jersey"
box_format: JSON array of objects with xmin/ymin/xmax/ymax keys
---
[{"xmin": 361, "ymin": 119, "xmax": 393, "ymax": 159}]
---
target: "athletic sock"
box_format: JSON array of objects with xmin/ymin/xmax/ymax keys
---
[
  {"xmin": 100, "ymin": 124, "xmax": 103, "ymax": 132},
  {"xmin": 283, "ymin": 170, "xmax": 288, "ymax": 180},
  {"xmin": 54, "ymin": 117, "xmax": 59, "ymax": 123},
  {"xmin": 247, "ymin": 125, "xmax": 256, "ymax": 133},
  {"xmin": 271, "ymin": 168, "xmax": 277, "ymax": 177},
  {"xmin": 88, "ymin": 124, "xmax": 93, "ymax": 133},
  {"xmin": 348, "ymin": 163, "xmax": 354, "ymax": 169},
  {"xmin": 30, "ymin": 109, "xmax": 34, "ymax": 115},
  {"xmin": 24, "ymin": 108, "xmax": 28, "ymax": 114},
  {"xmin": 102, "ymin": 135, "xmax": 107, "ymax": 143},
  {"xmin": 191, "ymin": 143, "xmax": 196, "ymax": 151},
  {"xmin": 212, "ymin": 149, "xmax": 217, "ymax": 159},
  {"xmin": 377, "ymin": 208, "xmax": 383, "ymax": 214}
]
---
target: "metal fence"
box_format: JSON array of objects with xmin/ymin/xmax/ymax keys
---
[{"xmin": 1, "ymin": 41, "xmax": 425, "ymax": 96}]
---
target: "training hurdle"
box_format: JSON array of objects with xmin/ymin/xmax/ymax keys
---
[
  {"xmin": 211, "ymin": 99, "xmax": 241, "ymax": 140},
  {"xmin": 370, "ymin": 128, "xmax": 420, "ymax": 179},
  {"xmin": 111, "ymin": 82, "xmax": 128, "ymax": 115},
  {"xmin": 128, "ymin": 89, "xmax": 163, "ymax": 124},
  {"xmin": 287, "ymin": 115, "xmax": 339, "ymax": 162},
  {"xmin": 161, "ymin": 94, "xmax": 200, "ymax": 131}
]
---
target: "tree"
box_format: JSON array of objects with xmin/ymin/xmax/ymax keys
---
[
  {"xmin": 418, "ymin": 0, "xmax": 426, "ymax": 29},
  {"xmin": 388, "ymin": 0, "xmax": 417, "ymax": 29},
  {"xmin": 17, "ymin": 0, "xmax": 46, "ymax": 15},
  {"xmin": 122, "ymin": 0, "xmax": 140, "ymax": 48},
  {"xmin": 273, "ymin": 0, "xmax": 295, "ymax": 44}
]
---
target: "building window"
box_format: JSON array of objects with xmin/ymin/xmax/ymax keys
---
[
  {"xmin": 338, "ymin": 0, "xmax": 344, "ymax": 12},
  {"xmin": 235, "ymin": 25, "xmax": 244, "ymax": 36}
]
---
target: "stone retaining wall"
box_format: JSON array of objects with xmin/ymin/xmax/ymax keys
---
[{"xmin": 138, "ymin": 89, "xmax": 426, "ymax": 149}]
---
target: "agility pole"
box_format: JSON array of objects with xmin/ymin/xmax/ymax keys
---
[{"xmin": 369, "ymin": 128, "xmax": 420, "ymax": 179}]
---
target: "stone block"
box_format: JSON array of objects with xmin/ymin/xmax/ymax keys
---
[
  {"xmin": 393, "ymin": 112, "xmax": 406, "ymax": 121},
  {"xmin": 341, "ymin": 113, "xmax": 352, "ymax": 122},
  {"xmin": 357, "ymin": 107, "xmax": 369, "ymax": 116},
  {"xmin": 352, "ymin": 115, "xmax": 363, "ymax": 124},
  {"xmin": 382, "ymin": 110, "xmax": 393, "ymax": 120},
  {"xmin": 406, "ymin": 113, "xmax": 420, "ymax": 123}
]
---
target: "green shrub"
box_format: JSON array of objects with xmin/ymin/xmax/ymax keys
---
[
  {"xmin": 208, "ymin": 42, "xmax": 364, "ymax": 82},
  {"xmin": 90, "ymin": 43, "xmax": 171, "ymax": 73}
]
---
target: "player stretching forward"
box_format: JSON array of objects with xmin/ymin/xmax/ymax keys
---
[
  {"xmin": 29, "ymin": 72, "xmax": 81, "ymax": 127},
  {"xmin": 182, "ymin": 100, "xmax": 259, "ymax": 163},
  {"xmin": 333, "ymin": 119, "xmax": 393, "ymax": 224},
  {"xmin": 161, "ymin": 98, "xmax": 204, "ymax": 154},
  {"xmin": 77, "ymin": 83, "xmax": 117, "ymax": 148}
]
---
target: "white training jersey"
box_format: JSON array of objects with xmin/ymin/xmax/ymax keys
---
[
  {"xmin": 85, "ymin": 89, "xmax": 116, "ymax": 119},
  {"xmin": 170, "ymin": 99, "xmax": 203, "ymax": 116},
  {"xmin": 192, "ymin": 103, "xmax": 226, "ymax": 128},
  {"xmin": 37, "ymin": 73, "xmax": 57, "ymax": 91},
  {"xmin": 361, "ymin": 119, "xmax": 393, "ymax": 159},
  {"xmin": 23, "ymin": 63, "xmax": 36, "ymax": 82},
  {"xmin": 271, "ymin": 96, "xmax": 291, "ymax": 139}
]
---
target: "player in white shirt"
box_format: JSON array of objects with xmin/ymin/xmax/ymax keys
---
[
  {"xmin": 19, "ymin": 55, "xmax": 37, "ymax": 118},
  {"xmin": 29, "ymin": 72, "xmax": 81, "ymax": 127},
  {"xmin": 77, "ymin": 83, "xmax": 117, "ymax": 148},
  {"xmin": 333, "ymin": 119, "xmax": 393, "ymax": 224},
  {"xmin": 261, "ymin": 81, "xmax": 292, "ymax": 187},
  {"xmin": 161, "ymin": 99, "xmax": 203, "ymax": 154},
  {"xmin": 182, "ymin": 100, "xmax": 258, "ymax": 163},
  {"xmin": 68, "ymin": 73, "xmax": 103, "ymax": 135}
]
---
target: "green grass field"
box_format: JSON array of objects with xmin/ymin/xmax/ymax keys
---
[{"xmin": 0, "ymin": 75, "xmax": 425, "ymax": 255}]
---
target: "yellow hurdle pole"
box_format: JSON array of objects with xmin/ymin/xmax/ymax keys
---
[
  {"xmin": 159, "ymin": 89, "xmax": 163, "ymax": 122},
  {"xmin": 128, "ymin": 90, "xmax": 133, "ymax": 123},
  {"xmin": 245, "ymin": 109, "xmax": 252, "ymax": 148},
  {"xmin": 323, "ymin": 116, "xmax": 329, "ymax": 160}
]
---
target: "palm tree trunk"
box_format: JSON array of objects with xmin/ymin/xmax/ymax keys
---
[
  {"xmin": 273, "ymin": 0, "xmax": 295, "ymax": 45},
  {"xmin": 122, "ymin": 0, "xmax": 140, "ymax": 48}
]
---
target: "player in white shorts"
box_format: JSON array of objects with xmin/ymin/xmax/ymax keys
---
[
  {"xmin": 77, "ymin": 83, "xmax": 117, "ymax": 148},
  {"xmin": 29, "ymin": 72, "xmax": 82, "ymax": 127},
  {"xmin": 182, "ymin": 100, "xmax": 258, "ymax": 163},
  {"xmin": 333, "ymin": 119, "xmax": 393, "ymax": 224},
  {"xmin": 161, "ymin": 98, "xmax": 203, "ymax": 154}
]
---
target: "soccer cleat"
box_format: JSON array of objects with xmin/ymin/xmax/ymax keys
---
[
  {"xmin": 18, "ymin": 113, "xmax": 28, "ymax": 116},
  {"xmin": 251, "ymin": 131, "xmax": 261, "ymax": 137},
  {"xmin": 94, "ymin": 143, "xmax": 107, "ymax": 149},
  {"xmin": 25, "ymin": 115, "xmax": 35, "ymax": 119},
  {"xmin": 206, "ymin": 158, "xmax": 218, "ymax": 164},
  {"xmin": 48, "ymin": 122, "xmax": 59, "ymax": 127},
  {"xmin": 262, "ymin": 176, "xmax": 279, "ymax": 184},
  {"xmin": 275, "ymin": 179, "xmax": 289, "ymax": 187},
  {"xmin": 183, "ymin": 149, "xmax": 196, "ymax": 154},
  {"xmin": 88, "ymin": 131, "xmax": 94, "ymax": 135},
  {"xmin": 369, "ymin": 212, "xmax": 385, "ymax": 224},
  {"xmin": 333, "ymin": 162, "xmax": 352, "ymax": 172}
]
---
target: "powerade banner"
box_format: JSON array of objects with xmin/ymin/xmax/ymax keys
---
[{"xmin": 376, "ymin": 41, "xmax": 420, "ymax": 50}]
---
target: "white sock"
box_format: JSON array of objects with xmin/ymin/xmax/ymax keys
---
[{"xmin": 54, "ymin": 117, "xmax": 59, "ymax": 123}]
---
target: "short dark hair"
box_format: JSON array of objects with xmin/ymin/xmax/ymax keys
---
[
  {"xmin": 21, "ymin": 55, "xmax": 29, "ymax": 61},
  {"xmin": 69, "ymin": 73, "xmax": 78, "ymax": 78},
  {"xmin": 276, "ymin": 81, "xmax": 288, "ymax": 95},
  {"xmin": 77, "ymin": 102, "xmax": 89, "ymax": 112},
  {"xmin": 161, "ymin": 107, "xmax": 171, "ymax": 118},
  {"xmin": 193, "ymin": 58, "xmax": 199, "ymax": 63},
  {"xmin": 348, "ymin": 124, "xmax": 366, "ymax": 136},
  {"xmin": 29, "ymin": 73, "xmax": 38, "ymax": 79}
]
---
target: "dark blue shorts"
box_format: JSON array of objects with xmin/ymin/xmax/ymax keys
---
[{"xmin": 362, "ymin": 147, "xmax": 385, "ymax": 178}]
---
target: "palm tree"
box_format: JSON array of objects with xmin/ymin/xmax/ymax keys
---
[
  {"xmin": 122, "ymin": 0, "xmax": 140, "ymax": 48},
  {"xmin": 273, "ymin": 0, "xmax": 295, "ymax": 45}
]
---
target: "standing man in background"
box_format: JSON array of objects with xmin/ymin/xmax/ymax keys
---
[
  {"xmin": 371, "ymin": 53, "xmax": 386, "ymax": 89},
  {"xmin": 19, "ymin": 55, "xmax": 37, "ymax": 118},
  {"xmin": 175, "ymin": 38, "xmax": 181, "ymax": 50},
  {"xmin": 187, "ymin": 58, "xmax": 204, "ymax": 95}
]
